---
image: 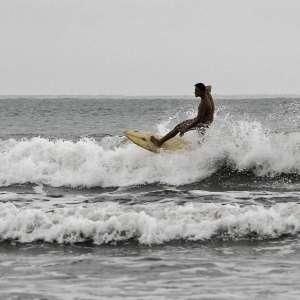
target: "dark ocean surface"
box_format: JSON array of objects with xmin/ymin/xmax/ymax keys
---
[{"xmin": 0, "ymin": 96, "xmax": 299, "ymax": 299}]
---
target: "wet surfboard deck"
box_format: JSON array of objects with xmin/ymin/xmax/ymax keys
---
[{"xmin": 124, "ymin": 130, "xmax": 188, "ymax": 153}]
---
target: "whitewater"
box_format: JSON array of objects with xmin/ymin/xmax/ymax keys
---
[
  {"xmin": 0, "ymin": 118, "xmax": 299, "ymax": 188},
  {"xmin": 0, "ymin": 201, "xmax": 299, "ymax": 245},
  {"xmin": 0, "ymin": 96, "xmax": 299, "ymax": 299}
]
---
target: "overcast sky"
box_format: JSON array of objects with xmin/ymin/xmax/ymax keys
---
[{"xmin": 1, "ymin": 0, "xmax": 300, "ymax": 95}]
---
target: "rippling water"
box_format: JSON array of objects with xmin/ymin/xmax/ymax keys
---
[{"xmin": 0, "ymin": 96, "xmax": 299, "ymax": 299}]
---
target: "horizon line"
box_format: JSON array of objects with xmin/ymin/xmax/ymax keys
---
[{"xmin": 0, "ymin": 93, "xmax": 300, "ymax": 98}]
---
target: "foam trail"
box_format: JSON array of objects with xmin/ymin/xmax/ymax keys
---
[
  {"xmin": 0, "ymin": 117, "xmax": 299, "ymax": 188},
  {"xmin": 0, "ymin": 202, "xmax": 299, "ymax": 245}
]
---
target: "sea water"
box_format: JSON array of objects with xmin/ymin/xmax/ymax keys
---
[{"xmin": 0, "ymin": 96, "xmax": 299, "ymax": 299}]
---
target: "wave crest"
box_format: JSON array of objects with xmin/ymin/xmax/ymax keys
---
[
  {"xmin": 0, "ymin": 119, "xmax": 299, "ymax": 187},
  {"xmin": 0, "ymin": 202, "xmax": 299, "ymax": 245}
]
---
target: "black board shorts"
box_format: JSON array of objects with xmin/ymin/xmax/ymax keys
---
[{"xmin": 176, "ymin": 119, "xmax": 210, "ymax": 135}]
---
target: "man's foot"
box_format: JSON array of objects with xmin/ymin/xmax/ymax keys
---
[{"xmin": 150, "ymin": 136, "xmax": 162, "ymax": 147}]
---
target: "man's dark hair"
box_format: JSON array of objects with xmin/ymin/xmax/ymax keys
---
[{"xmin": 194, "ymin": 82, "xmax": 206, "ymax": 91}]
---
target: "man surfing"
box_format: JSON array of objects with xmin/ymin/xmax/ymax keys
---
[{"xmin": 151, "ymin": 83, "xmax": 215, "ymax": 147}]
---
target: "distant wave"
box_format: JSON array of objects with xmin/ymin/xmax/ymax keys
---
[
  {"xmin": 0, "ymin": 118, "xmax": 299, "ymax": 188},
  {"xmin": 0, "ymin": 202, "xmax": 299, "ymax": 245}
]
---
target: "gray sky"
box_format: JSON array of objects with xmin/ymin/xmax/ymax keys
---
[{"xmin": 1, "ymin": 0, "xmax": 300, "ymax": 95}]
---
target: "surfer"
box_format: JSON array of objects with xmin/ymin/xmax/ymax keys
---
[{"xmin": 151, "ymin": 83, "xmax": 215, "ymax": 147}]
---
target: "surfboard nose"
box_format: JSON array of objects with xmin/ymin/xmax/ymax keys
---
[
  {"xmin": 124, "ymin": 130, "xmax": 159, "ymax": 153},
  {"xmin": 124, "ymin": 129, "xmax": 187, "ymax": 153},
  {"xmin": 124, "ymin": 130, "xmax": 138, "ymax": 139}
]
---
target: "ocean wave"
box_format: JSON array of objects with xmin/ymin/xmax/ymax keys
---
[
  {"xmin": 0, "ymin": 119, "xmax": 299, "ymax": 188},
  {"xmin": 0, "ymin": 202, "xmax": 299, "ymax": 245}
]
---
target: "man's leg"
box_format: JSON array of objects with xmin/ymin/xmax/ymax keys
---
[
  {"xmin": 151, "ymin": 127, "xmax": 180, "ymax": 147},
  {"xmin": 151, "ymin": 120, "xmax": 191, "ymax": 147}
]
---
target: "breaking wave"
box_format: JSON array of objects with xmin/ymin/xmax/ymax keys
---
[
  {"xmin": 0, "ymin": 202, "xmax": 299, "ymax": 245},
  {"xmin": 0, "ymin": 118, "xmax": 299, "ymax": 188}
]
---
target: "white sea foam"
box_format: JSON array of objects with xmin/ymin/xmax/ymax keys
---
[
  {"xmin": 0, "ymin": 202, "xmax": 299, "ymax": 245},
  {"xmin": 0, "ymin": 118, "xmax": 299, "ymax": 187}
]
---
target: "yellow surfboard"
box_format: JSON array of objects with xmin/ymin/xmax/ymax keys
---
[{"xmin": 124, "ymin": 130, "xmax": 188, "ymax": 153}]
